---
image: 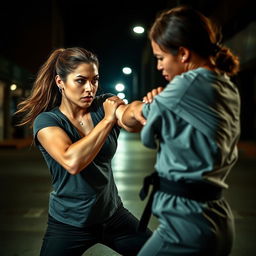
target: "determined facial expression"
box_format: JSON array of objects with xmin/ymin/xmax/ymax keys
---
[{"xmin": 61, "ymin": 63, "xmax": 99, "ymax": 108}]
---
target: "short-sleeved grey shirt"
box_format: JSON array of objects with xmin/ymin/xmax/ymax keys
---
[{"xmin": 33, "ymin": 93, "xmax": 122, "ymax": 227}]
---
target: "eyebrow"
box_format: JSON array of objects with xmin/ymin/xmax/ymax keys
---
[{"xmin": 75, "ymin": 74, "xmax": 99, "ymax": 79}]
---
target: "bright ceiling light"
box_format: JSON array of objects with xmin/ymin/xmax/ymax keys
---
[
  {"xmin": 122, "ymin": 67, "xmax": 132, "ymax": 75},
  {"xmin": 117, "ymin": 92, "xmax": 125, "ymax": 99},
  {"xmin": 10, "ymin": 84, "xmax": 17, "ymax": 91},
  {"xmin": 115, "ymin": 83, "xmax": 125, "ymax": 92},
  {"xmin": 133, "ymin": 26, "xmax": 145, "ymax": 34}
]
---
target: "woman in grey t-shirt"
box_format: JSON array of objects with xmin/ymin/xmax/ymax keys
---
[{"xmin": 16, "ymin": 47, "xmax": 152, "ymax": 256}]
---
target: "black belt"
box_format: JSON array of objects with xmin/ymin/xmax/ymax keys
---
[{"xmin": 137, "ymin": 171, "xmax": 223, "ymax": 232}]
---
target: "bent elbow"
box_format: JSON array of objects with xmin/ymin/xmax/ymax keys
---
[
  {"xmin": 62, "ymin": 152, "xmax": 91, "ymax": 175},
  {"xmin": 67, "ymin": 164, "xmax": 84, "ymax": 175},
  {"xmin": 65, "ymin": 161, "xmax": 90, "ymax": 175},
  {"xmin": 63, "ymin": 161, "xmax": 81, "ymax": 175},
  {"xmin": 61, "ymin": 152, "xmax": 83, "ymax": 175}
]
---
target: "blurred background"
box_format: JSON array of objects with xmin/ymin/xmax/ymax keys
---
[
  {"xmin": 0, "ymin": 0, "xmax": 255, "ymax": 141},
  {"xmin": 0, "ymin": 0, "xmax": 256, "ymax": 255}
]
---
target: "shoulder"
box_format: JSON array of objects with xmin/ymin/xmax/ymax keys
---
[
  {"xmin": 142, "ymin": 69, "xmax": 205, "ymax": 116},
  {"xmin": 158, "ymin": 69, "xmax": 209, "ymax": 101},
  {"xmin": 170, "ymin": 69, "xmax": 202, "ymax": 89},
  {"xmin": 34, "ymin": 108, "xmax": 60, "ymax": 124},
  {"xmin": 33, "ymin": 108, "xmax": 61, "ymax": 135}
]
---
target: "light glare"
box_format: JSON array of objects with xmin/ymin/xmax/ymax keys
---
[
  {"xmin": 122, "ymin": 67, "xmax": 132, "ymax": 75},
  {"xmin": 10, "ymin": 84, "xmax": 17, "ymax": 91},
  {"xmin": 115, "ymin": 83, "xmax": 125, "ymax": 92},
  {"xmin": 133, "ymin": 26, "xmax": 145, "ymax": 34},
  {"xmin": 117, "ymin": 92, "xmax": 125, "ymax": 99}
]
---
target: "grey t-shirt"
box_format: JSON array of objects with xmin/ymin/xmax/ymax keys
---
[{"xmin": 33, "ymin": 93, "xmax": 122, "ymax": 227}]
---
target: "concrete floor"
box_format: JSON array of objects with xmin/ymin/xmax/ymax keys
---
[{"xmin": 0, "ymin": 130, "xmax": 255, "ymax": 256}]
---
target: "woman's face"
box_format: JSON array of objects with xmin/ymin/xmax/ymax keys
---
[
  {"xmin": 59, "ymin": 62, "xmax": 99, "ymax": 108},
  {"xmin": 151, "ymin": 40, "xmax": 185, "ymax": 82}
]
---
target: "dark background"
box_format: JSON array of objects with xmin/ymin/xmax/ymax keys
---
[
  {"xmin": 0, "ymin": 0, "xmax": 255, "ymax": 140},
  {"xmin": 0, "ymin": 3, "xmax": 255, "ymax": 255}
]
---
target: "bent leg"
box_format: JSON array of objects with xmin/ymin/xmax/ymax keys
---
[
  {"xmin": 137, "ymin": 229, "xmax": 213, "ymax": 256},
  {"xmin": 40, "ymin": 237, "xmax": 96, "ymax": 256},
  {"xmin": 102, "ymin": 206, "xmax": 152, "ymax": 256},
  {"xmin": 40, "ymin": 215, "xmax": 97, "ymax": 256},
  {"xmin": 137, "ymin": 198, "xmax": 235, "ymax": 256}
]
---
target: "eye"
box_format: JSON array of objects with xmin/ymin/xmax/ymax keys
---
[
  {"xmin": 76, "ymin": 78, "xmax": 86, "ymax": 85},
  {"xmin": 92, "ymin": 76, "xmax": 99, "ymax": 85},
  {"xmin": 92, "ymin": 77, "xmax": 99, "ymax": 85},
  {"xmin": 156, "ymin": 56, "xmax": 163, "ymax": 61}
]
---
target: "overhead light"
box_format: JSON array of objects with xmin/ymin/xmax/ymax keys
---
[
  {"xmin": 115, "ymin": 83, "xmax": 125, "ymax": 92},
  {"xmin": 133, "ymin": 26, "xmax": 145, "ymax": 34},
  {"xmin": 122, "ymin": 67, "xmax": 132, "ymax": 75},
  {"xmin": 10, "ymin": 84, "xmax": 17, "ymax": 91},
  {"xmin": 117, "ymin": 92, "xmax": 125, "ymax": 99}
]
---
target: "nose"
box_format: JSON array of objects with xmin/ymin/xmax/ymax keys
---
[{"xmin": 84, "ymin": 81, "xmax": 93, "ymax": 91}]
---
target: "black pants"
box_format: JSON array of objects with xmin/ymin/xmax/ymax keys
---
[{"xmin": 40, "ymin": 206, "xmax": 152, "ymax": 256}]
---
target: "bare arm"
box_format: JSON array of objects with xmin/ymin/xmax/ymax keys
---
[
  {"xmin": 37, "ymin": 97, "xmax": 123, "ymax": 175},
  {"xmin": 116, "ymin": 101, "xmax": 145, "ymax": 132},
  {"xmin": 115, "ymin": 86, "xmax": 164, "ymax": 132}
]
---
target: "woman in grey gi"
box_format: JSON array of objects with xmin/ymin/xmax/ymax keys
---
[
  {"xmin": 121, "ymin": 5, "xmax": 241, "ymax": 256},
  {"xmin": 15, "ymin": 47, "xmax": 152, "ymax": 256}
]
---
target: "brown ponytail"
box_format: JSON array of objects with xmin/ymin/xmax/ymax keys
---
[
  {"xmin": 214, "ymin": 46, "xmax": 240, "ymax": 76},
  {"xmin": 15, "ymin": 48, "xmax": 64, "ymax": 127}
]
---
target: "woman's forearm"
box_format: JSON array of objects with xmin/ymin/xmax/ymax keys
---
[
  {"xmin": 38, "ymin": 118, "xmax": 115, "ymax": 175},
  {"xmin": 123, "ymin": 101, "xmax": 144, "ymax": 126},
  {"xmin": 65, "ymin": 119, "xmax": 115, "ymax": 173},
  {"xmin": 116, "ymin": 101, "xmax": 145, "ymax": 132}
]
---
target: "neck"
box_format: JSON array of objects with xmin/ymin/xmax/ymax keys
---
[
  {"xmin": 185, "ymin": 53, "xmax": 215, "ymax": 72},
  {"xmin": 59, "ymin": 101, "xmax": 88, "ymax": 120}
]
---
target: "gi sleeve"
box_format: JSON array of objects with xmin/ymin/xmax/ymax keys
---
[{"xmin": 141, "ymin": 101, "xmax": 162, "ymax": 149}]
